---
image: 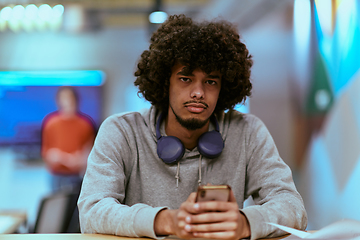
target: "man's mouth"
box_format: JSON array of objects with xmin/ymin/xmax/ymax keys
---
[{"xmin": 184, "ymin": 102, "xmax": 208, "ymax": 113}]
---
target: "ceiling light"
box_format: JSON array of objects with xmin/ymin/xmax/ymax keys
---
[
  {"xmin": 53, "ymin": 4, "xmax": 64, "ymax": 18},
  {"xmin": 13, "ymin": 5, "xmax": 25, "ymax": 20},
  {"xmin": 25, "ymin": 4, "xmax": 38, "ymax": 20},
  {"xmin": 149, "ymin": 11, "xmax": 167, "ymax": 24},
  {"xmin": 0, "ymin": 6, "xmax": 12, "ymax": 21}
]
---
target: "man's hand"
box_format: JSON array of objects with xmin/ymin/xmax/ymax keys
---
[
  {"xmin": 154, "ymin": 190, "xmax": 251, "ymax": 240},
  {"xmin": 183, "ymin": 189, "xmax": 251, "ymax": 239},
  {"xmin": 154, "ymin": 192, "xmax": 198, "ymax": 239}
]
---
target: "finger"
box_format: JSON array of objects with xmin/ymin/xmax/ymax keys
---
[
  {"xmin": 193, "ymin": 231, "xmax": 238, "ymax": 240},
  {"xmin": 187, "ymin": 211, "xmax": 239, "ymax": 224},
  {"xmin": 186, "ymin": 192, "xmax": 197, "ymax": 203},
  {"xmin": 177, "ymin": 229, "xmax": 197, "ymax": 239},
  {"xmin": 176, "ymin": 215, "xmax": 187, "ymax": 228},
  {"xmin": 185, "ymin": 221, "xmax": 238, "ymax": 233},
  {"xmin": 175, "ymin": 213, "xmax": 194, "ymax": 236},
  {"xmin": 184, "ymin": 204, "xmax": 201, "ymax": 214},
  {"xmin": 196, "ymin": 201, "xmax": 238, "ymax": 212},
  {"xmin": 179, "ymin": 202, "xmax": 200, "ymax": 214},
  {"xmin": 179, "ymin": 192, "xmax": 203, "ymax": 214}
]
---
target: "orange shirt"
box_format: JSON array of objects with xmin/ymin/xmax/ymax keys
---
[{"xmin": 41, "ymin": 112, "xmax": 95, "ymax": 157}]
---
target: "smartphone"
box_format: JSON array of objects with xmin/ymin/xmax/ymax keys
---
[{"xmin": 196, "ymin": 185, "xmax": 231, "ymax": 202}]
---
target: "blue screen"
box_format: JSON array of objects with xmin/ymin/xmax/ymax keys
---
[
  {"xmin": 0, "ymin": 70, "xmax": 104, "ymax": 159},
  {"xmin": 0, "ymin": 86, "xmax": 102, "ymax": 145}
]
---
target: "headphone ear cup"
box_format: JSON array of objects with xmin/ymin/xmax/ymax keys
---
[
  {"xmin": 198, "ymin": 131, "xmax": 224, "ymax": 158},
  {"xmin": 157, "ymin": 136, "xmax": 185, "ymax": 164}
]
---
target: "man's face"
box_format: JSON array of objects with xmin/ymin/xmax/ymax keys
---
[{"xmin": 168, "ymin": 62, "xmax": 221, "ymax": 130}]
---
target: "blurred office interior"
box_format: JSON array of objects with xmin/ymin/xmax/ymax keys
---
[{"xmin": 0, "ymin": 0, "xmax": 359, "ymax": 233}]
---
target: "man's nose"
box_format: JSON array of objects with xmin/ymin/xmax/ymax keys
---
[{"xmin": 190, "ymin": 82, "xmax": 205, "ymax": 99}]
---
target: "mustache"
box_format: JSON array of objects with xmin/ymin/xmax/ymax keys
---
[{"xmin": 183, "ymin": 100, "xmax": 209, "ymax": 108}]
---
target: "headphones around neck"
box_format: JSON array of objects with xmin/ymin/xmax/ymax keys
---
[{"xmin": 156, "ymin": 112, "xmax": 224, "ymax": 164}]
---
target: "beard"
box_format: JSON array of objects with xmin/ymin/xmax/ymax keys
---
[{"xmin": 170, "ymin": 104, "xmax": 209, "ymax": 130}]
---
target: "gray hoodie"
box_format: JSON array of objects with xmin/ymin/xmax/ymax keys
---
[{"xmin": 78, "ymin": 106, "xmax": 307, "ymax": 240}]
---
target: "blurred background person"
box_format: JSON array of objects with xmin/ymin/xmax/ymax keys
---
[{"xmin": 41, "ymin": 86, "xmax": 96, "ymax": 192}]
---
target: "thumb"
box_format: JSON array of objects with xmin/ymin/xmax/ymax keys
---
[{"xmin": 187, "ymin": 192, "xmax": 197, "ymax": 203}]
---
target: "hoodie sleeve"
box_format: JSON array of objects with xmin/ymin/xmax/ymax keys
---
[
  {"xmin": 77, "ymin": 115, "xmax": 166, "ymax": 239},
  {"xmin": 241, "ymin": 116, "xmax": 307, "ymax": 240}
]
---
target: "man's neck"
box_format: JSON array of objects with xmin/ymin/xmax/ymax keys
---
[{"xmin": 165, "ymin": 112, "xmax": 209, "ymax": 150}]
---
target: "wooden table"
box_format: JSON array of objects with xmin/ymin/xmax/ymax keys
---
[
  {"xmin": 0, "ymin": 234, "xmax": 123, "ymax": 240},
  {"xmin": 0, "ymin": 211, "xmax": 27, "ymax": 234},
  {"xmin": 0, "ymin": 233, "xmax": 290, "ymax": 240}
]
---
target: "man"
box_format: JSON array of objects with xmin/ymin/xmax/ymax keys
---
[
  {"xmin": 42, "ymin": 86, "xmax": 95, "ymax": 192},
  {"xmin": 78, "ymin": 14, "xmax": 307, "ymax": 240}
]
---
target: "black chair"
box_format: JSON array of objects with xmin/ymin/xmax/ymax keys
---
[{"xmin": 32, "ymin": 189, "xmax": 80, "ymax": 233}]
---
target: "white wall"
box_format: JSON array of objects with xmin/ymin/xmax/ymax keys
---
[
  {"xmin": 242, "ymin": 4, "xmax": 296, "ymax": 169},
  {"xmin": 0, "ymin": 28, "xmax": 150, "ymax": 119}
]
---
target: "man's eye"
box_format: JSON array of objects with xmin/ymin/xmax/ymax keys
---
[
  {"xmin": 180, "ymin": 77, "xmax": 191, "ymax": 82},
  {"xmin": 206, "ymin": 80, "xmax": 217, "ymax": 85}
]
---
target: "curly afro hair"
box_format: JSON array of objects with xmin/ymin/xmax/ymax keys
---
[{"xmin": 134, "ymin": 14, "xmax": 253, "ymax": 115}]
